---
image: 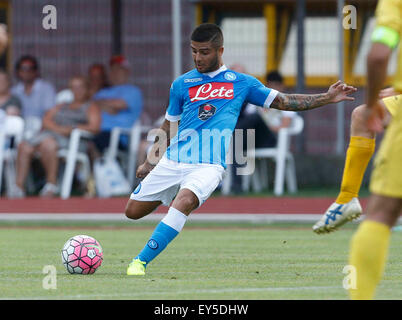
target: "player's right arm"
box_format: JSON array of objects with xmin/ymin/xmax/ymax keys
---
[
  {"xmin": 136, "ymin": 79, "xmax": 183, "ymax": 179},
  {"xmin": 136, "ymin": 119, "xmax": 178, "ymax": 178}
]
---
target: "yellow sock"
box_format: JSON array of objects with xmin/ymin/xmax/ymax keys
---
[
  {"xmin": 336, "ymin": 136, "xmax": 375, "ymax": 204},
  {"xmin": 349, "ymin": 220, "xmax": 391, "ymax": 300}
]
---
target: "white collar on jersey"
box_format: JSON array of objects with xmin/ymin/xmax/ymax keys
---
[{"xmin": 201, "ymin": 64, "xmax": 227, "ymax": 78}]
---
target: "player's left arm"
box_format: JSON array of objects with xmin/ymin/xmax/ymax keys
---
[
  {"xmin": 366, "ymin": 24, "xmax": 397, "ymax": 108},
  {"xmin": 364, "ymin": 43, "xmax": 393, "ymax": 132},
  {"xmin": 365, "ymin": 0, "xmax": 401, "ymax": 132},
  {"xmin": 270, "ymin": 80, "xmax": 357, "ymax": 111}
]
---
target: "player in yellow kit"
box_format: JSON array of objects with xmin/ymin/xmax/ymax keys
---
[
  {"xmin": 313, "ymin": 0, "xmax": 402, "ymax": 234},
  {"xmin": 346, "ymin": 0, "xmax": 402, "ymax": 300}
]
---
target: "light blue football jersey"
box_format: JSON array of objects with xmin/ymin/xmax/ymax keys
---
[{"xmin": 165, "ymin": 65, "xmax": 278, "ymax": 168}]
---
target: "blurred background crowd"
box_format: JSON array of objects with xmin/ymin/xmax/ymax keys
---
[{"xmin": 0, "ymin": 0, "xmax": 385, "ymax": 198}]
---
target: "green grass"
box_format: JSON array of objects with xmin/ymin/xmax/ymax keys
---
[{"xmin": 1, "ymin": 221, "xmax": 401, "ymax": 300}]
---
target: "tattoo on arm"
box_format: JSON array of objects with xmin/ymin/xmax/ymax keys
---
[{"xmin": 271, "ymin": 93, "xmax": 330, "ymax": 111}]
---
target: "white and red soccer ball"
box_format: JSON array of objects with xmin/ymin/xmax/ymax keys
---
[{"xmin": 61, "ymin": 235, "xmax": 103, "ymax": 274}]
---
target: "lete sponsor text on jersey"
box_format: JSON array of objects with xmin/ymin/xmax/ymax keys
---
[{"xmin": 189, "ymin": 82, "xmax": 234, "ymax": 102}]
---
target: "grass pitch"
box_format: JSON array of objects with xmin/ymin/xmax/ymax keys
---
[{"xmin": 1, "ymin": 221, "xmax": 402, "ymax": 300}]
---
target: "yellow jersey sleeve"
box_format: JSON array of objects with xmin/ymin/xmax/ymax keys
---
[
  {"xmin": 373, "ymin": 0, "xmax": 402, "ymax": 92},
  {"xmin": 372, "ymin": 0, "xmax": 402, "ymax": 48},
  {"xmin": 375, "ymin": 0, "xmax": 402, "ymax": 33}
]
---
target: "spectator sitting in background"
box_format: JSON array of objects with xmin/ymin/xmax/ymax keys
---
[
  {"xmin": 89, "ymin": 55, "xmax": 143, "ymax": 158},
  {"xmin": 0, "ymin": 69, "xmax": 22, "ymax": 116},
  {"xmin": 87, "ymin": 63, "xmax": 109, "ymax": 98},
  {"xmin": 11, "ymin": 55, "xmax": 56, "ymax": 120},
  {"xmin": 10, "ymin": 76, "xmax": 101, "ymax": 198},
  {"xmin": 56, "ymin": 63, "xmax": 109, "ymax": 104}
]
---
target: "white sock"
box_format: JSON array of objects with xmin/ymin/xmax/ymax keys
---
[{"xmin": 161, "ymin": 207, "xmax": 188, "ymax": 232}]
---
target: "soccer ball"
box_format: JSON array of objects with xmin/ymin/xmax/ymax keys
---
[{"xmin": 61, "ymin": 235, "xmax": 103, "ymax": 274}]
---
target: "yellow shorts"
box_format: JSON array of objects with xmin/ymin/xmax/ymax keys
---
[{"xmin": 370, "ymin": 94, "xmax": 402, "ymax": 198}]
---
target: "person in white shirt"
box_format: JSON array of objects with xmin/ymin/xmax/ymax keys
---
[{"xmin": 11, "ymin": 55, "xmax": 56, "ymax": 119}]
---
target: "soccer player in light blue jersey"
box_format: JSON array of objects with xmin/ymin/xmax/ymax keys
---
[{"xmin": 125, "ymin": 23, "xmax": 357, "ymax": 275}]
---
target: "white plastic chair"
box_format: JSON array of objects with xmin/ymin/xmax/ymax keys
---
[
  {"xmin": 0, "ymin": 114, "xmax": 91, "ymax": 199},
  {"xmin": 222, "ymin": 113, "xmax": 304, "ymax": 196},
  {"xmin": 105, "ymin": 120, "xmax": 143, "ymax": 188},
  {"xmin": 0, "ymin": 115, "xmax": 25, "ymax": 195},
  {"xmin": 59, "ymin": 128, "xmax": 94, "ymax": 199},
  {"xmin": 246, "ymin": 114, "xmax": 304, "ymax": 195}
]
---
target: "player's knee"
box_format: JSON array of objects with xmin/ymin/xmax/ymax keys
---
[
  {"xmin": 350, "ymin": 103, "xmax": 381, "ymax": 139},
  {"xmin": 125, "ymin": 209, "xmax": 141, "ymax": 220},
  {"xmin": 125, "ymin": 199, "xmax": 158, "ymax": 220},
  {"xmin": 175, "ymin": 192, "xmax": 199, "ymax": 213},
  {"xmin": 351, "ymin": 104, "xmax": 374, "ymax": 133},
  {"xmin": 351, "ymin": 104, "xmax": 366, "ymax": 124},
  {"xmin": 125, "ymin": 201, "xmax": 141, "ymax": 220}
]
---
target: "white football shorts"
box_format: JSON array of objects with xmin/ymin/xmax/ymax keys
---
[{"xmin": 130, "ymin": 156, "xmax": 225, "ymax": 207}]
